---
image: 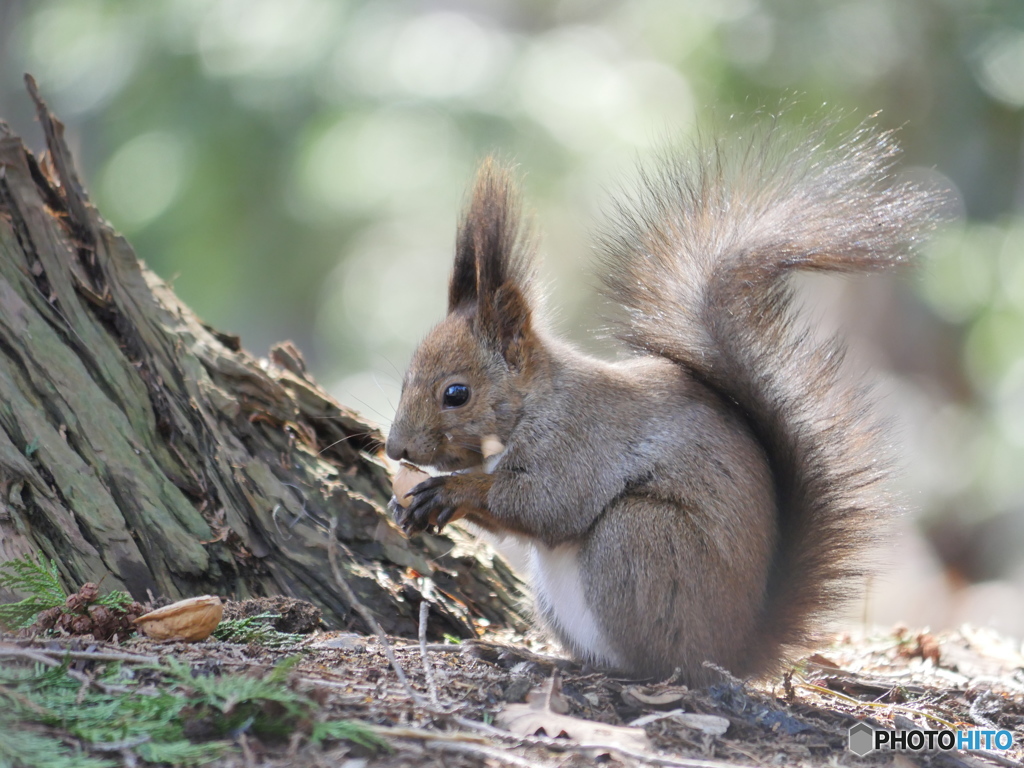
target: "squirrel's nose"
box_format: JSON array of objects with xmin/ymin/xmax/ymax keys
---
[{"xmin": 385, "ymin": 435, "xmax": 408, "ymax": 462}]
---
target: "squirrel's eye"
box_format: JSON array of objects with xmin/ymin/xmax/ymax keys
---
[{"xmin": 442, "ymin": 383, "xmax": 470, "ymax": 409}]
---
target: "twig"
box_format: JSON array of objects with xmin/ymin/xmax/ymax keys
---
[
  {"xmin": 327, "ymin": 513, "xmax": 430, "ymax": 710},
  {"xmin": 0, "ymin": 646, "xmax": 61, "ymax": 667},
  {"xmin": 406, "ymin": 643, "xmax": 466, "ymax": 652},
  {"xmin": 428, "ymin": 740, "xmax": 554, "ymax": 768},
  {"xmin": 969, "ymin": 690, "xmax": 1002, "ymax": 730},
  {"xmin": 376, "ymin": 725, "xmax": 558, "ymax": 768},
  {"xmin": 0, "ymin": 644, "xmax": 136, "ymax": 694},
  {"xmin": 795, "ymin": 681, "xmax": 958, "ymax": 729},
  {"xmin": 0, "ymin": 646, "xmax": 161, "ymax": 665},
  {"xmin": 418, "ymin": 580, "xmax": 440, "ymax": 707},
  {"xmin": 238, "ymin": 732, "xmax": 256, "ymax": 768},
  {"xmin": 371, "ymin": 725, "xmax": 491, "ymax": 744},
  {"xmin": 75, "ymin": 673, "xmax": 90, "ymax": 705}
]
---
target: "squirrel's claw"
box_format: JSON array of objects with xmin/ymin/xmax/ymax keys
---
[
  {"xmin": 388, "ymin": 496, "xmax": 410, "ymax": 528},
  {"xmin": 396, "ymin": 473, "xmax": 488, "ymax": 534},
  {"xmin": 435, "ymin": 506, "xmax": 458, "ymax": 529},
  {"xmin": 402, "ymin": 476, "xmax": 448, "ymax": 534}
]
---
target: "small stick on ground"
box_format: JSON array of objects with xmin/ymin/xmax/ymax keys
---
[
  {"xmin": 427, "ymin": 740, "xmax": 555, "ymax": 768},
  {"xmin": 418, "ymin": 579, "xmax": 440, "ymax": 707},
  {"xmin": 328, "ymin": 512, "xmax": 431, "ymax": 711},
  {"xmin": 0, "ymin": 645, "xmax": 161, "ymax": 665},
  {"xmin": 0, "ymin": 646, "xmax": 62, "ymax": 667},
  {"xmin": 378, "ymin": 726, "xmax": 559, "ymax": 768}
]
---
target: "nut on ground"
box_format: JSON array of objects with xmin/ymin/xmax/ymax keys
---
[{"xmin": 134, "ymin": 595, "xmax": 224, "ymax": 642}]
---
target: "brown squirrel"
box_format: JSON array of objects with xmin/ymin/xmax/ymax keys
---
[{"xmin": 384, "ymin": 120, "xmax": 942, "ymax": 684}]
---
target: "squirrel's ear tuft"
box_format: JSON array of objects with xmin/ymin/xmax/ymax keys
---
[{"xmin": 449, "ymin": 158, "xmax": 534, "ymax": 316}]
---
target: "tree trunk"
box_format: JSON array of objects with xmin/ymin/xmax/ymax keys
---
[{"xmin": 0, "ymin": 77, "xmax": 527, "ymax": 640}]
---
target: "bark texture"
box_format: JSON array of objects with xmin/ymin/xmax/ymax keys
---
[{"xmin": 0, "ymin": 78, "xmax": 527, "ymax": 639}]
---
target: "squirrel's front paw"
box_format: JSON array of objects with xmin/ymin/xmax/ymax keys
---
[
  {"xmin": 400, "ymin": 472, "xmax": 493, "ymax": 535},
  {"xmin": 402, "ymin": 476, "xmax": 458, "ymax": 534},
  {"xmin": 389, "ymin": 490, "xmax": 448, "ymax": 533}
]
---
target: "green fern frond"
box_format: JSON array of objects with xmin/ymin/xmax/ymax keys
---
[
  {"xmin": 135, "ymin": 739, "xmax": 227, "ymax": 766},
  {"xmin": 0, "ymin": 554, "xmax": 66, "ymax": 630},
  {"xmin": 1, "ymin": 650, "xmax": 386, "ymax": 763},
  {"xmin": 176, "ymin": 666, "xmax": 307, "ymax": 716},
  {"xmin": 0, "ymin": 553, "xmax": 65, "ymax": 604},
  {"xmin": 266, "ymin": 653, "xmax": 304, "ymax": 684},
  {"xmin": 161, "ymin": 656, "xmax": 310, "ymax": 738},
  {"xmin": 94, "ymin": 591, "xmax": 133, "ymax": 610},
  {"xmin": 212, "ymin": 612, "xmax": 303, "ymax": 647},
  {"xmin": 310, "ymin": 719, "xmax": 389, "ymax": 751},
  {"xmin": 0, "ymin": 601, "xmax": 48, "ymax": 630},
  {"xmin": 0, "ymin": 719, "xmax": 116, "ymax": 768}
]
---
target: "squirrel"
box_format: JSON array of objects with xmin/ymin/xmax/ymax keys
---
[{"xmin": 384, "ymin": 118, "xmax": 942, "ymax": 684}]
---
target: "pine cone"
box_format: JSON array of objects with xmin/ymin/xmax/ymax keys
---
[
  {"xmin": 34, "ymin": 606, "xmax": 62, "ymax": 630},
  {"xmin": 64, "ymin": 593, "xmax": 86, "ymax": 612},
  {"xmin": 88, "ymin": 605, "xmax": 117, "ymax": 641},
  {"xmin": 69, "ymin": 614, "xmax": 93, "ymax": 634},
  {"xmin": 78, "ymin": 583, "xmax": 100, "ymax": 603}
]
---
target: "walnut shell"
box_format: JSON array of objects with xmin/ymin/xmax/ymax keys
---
[
  {"xmin": 392, "ymin": 462, "xmax": 430, "ymax": 508},
  {"xmin": 134, "ymin": 595, "xmax": 223, "ymax": 642}
]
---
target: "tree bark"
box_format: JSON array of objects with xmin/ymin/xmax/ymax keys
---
[{"xmin": 0, "ymin": 77, "xmax": 527, "ymax": 639}]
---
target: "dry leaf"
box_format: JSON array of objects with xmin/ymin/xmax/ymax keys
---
[
  {"xmin": 629, "ymin": 710, "xmax": 730, "ymax": 736},
  {"xmin": 917, "ymin": 633, "xmax": 941, "ymax": 665},
  {"xmin": 526, "ymin": 679, "xmax": 570, "ymax": 714},
  {"xmin": 805, "ymin": 653, "xmax": 844, "ymax": 671},
  {"xmin": 134, "ymin": 595, "xmax": 223, "ymax": 641},
  {"xmin": 497, "ymin": 677, "xmax": 651, "ymax": 753},
  {"xmin": 684, "ymin": 714, "xmax": 729, "ymax": 737}
]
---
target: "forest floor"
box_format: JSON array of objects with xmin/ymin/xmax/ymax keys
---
[{"xmin": 2, "ymin": 591, "xmax": 1024, "ymax": 768}]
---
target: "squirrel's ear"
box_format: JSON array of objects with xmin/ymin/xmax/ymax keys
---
[
  {"xmin": 449, "ymin": 158, "xmax": 534, "ymax": 318},
  {"xmin": 482, "ymin": 282, "xmax": 533, "ymax": 367},
  {"xmin": 451, "ymin": 158, "xmax": 536, "ymax": 365}
]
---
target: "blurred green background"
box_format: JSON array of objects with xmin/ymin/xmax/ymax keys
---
[{"xmin": 2, "ymin": 0, "xmax": 1023, "ymax": 634}]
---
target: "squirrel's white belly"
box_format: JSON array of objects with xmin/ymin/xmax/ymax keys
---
[
  {"xmin": 528, "ymin": 542, "xmax": 622, "ymax": 668},
  {"xmin": 462, "ymin": 456, "xmax": 621, "ymax": 668}
]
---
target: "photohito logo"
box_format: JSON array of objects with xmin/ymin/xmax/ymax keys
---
[{"xmin": 848, "ymin": 723, "xmax": 1014, "ymax": 756}]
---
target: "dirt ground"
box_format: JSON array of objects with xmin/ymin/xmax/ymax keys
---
[{"xmin": 3, "ymin": 594, "xmax": 1024, "ymax": 768}]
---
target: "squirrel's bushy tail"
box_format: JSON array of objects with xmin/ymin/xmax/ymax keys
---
[{"xmin": 600, "ymin": 118, "xmax": 943, "ymax": 675}]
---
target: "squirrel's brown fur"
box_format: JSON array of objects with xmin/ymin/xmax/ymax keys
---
[{"xmin": 386, "ymin": 119, "xmax": 942, "ymax": 683}]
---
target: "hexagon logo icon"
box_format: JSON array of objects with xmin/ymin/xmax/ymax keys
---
[{"xmin": 849, "ymin": 722, "xmax": 875, "ymax": 756}]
